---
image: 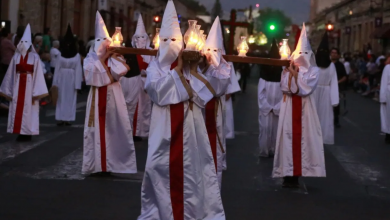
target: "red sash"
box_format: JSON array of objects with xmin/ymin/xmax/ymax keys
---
[
  {"xmin": 292, "ymin": 95, "xmax": 302, "ymax": 176},
  {"xmin": 98, "ymin": 60, "xmax": 110, "ymax": 172},
  {"xmin": 205, "ymin": 97, "xmax": 218, "ymax": 171},
  {"xmin": 169, "ymin": 59, "xmax": 184, "ymax": 220}
]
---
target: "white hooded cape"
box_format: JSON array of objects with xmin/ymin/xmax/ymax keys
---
[
  {"xmin": 380, "ymin": 65, "xmax": 390, "ymax": 134},
  {"xmin": 53, "ymin": 54, "xmax": 83, "ymax": 121},
  {"xmin": 0, "ymin": 24, "xmax": 48, "ymax": 135},
  {"xmin": 312, "ymin": 63, "xmax": 339, "ymax": 145}
]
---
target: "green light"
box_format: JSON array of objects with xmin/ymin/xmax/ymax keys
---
[{"xmin": 270, "ymin": 25, "xmax": 275, "ymax": 31}]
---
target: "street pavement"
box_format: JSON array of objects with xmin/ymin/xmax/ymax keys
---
[{"xmin": 1, "ymin": 76, "xmax": 390, "ymax": 220}]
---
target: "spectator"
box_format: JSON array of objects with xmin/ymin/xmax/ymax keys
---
[
  {"xmin": 0, "ymin": 28, "xmax": 15, "ymax": 109},
  {"xmin": 0, "ymin": 28, "xmax": 15, "ymax": 81},
  {"xmin": 33, "ymin": 34, "xmax": 43, "ymax": 54},
  {"xmin": 331, "ymin": 47, "xmax": 347, "ymax": 128},
  {"xmin": 13, "ymin": 25, "xmax": 25, "ymax": 47},
  {"xmin": 50, "ymin": 40, "xmax": 60, "ymax": 74},
  {"xmin": 42, "ymin": 27, "xmax": 52, "ymax": 53},
  {"xmin": 365, "ymin": 56, "xmax": 378, "ymax": 95}
]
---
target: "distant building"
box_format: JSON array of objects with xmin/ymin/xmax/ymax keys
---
[
  {"xmin": 310, "ymin": 0, "xmax": 390, "ymax": 55},
  {"xmin": 0, "ymin": 0, "xmax": 209, "ymax": 43}
]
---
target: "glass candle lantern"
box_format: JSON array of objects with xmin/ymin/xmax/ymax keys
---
[
  {"xmin": 112, "ymin": 27, "xmax": 123, "ymax": 47},
  {"xmin": 279, "ymin": 39, "xmax": 291, "ymax": 60},
  {"xmin": 152, "ymin": 28, "xmax": 160, "ymax": 50},
  {"xmin": 197, "ymin": 30, "xmax": 205, "ymax": 51},
  {"xmin": 237, "ymin": 36, "xmax": 249, "ymax": 57},
  {"xmin": 184, "ymin": 20, "xmax": 200, "ymax": 51}
]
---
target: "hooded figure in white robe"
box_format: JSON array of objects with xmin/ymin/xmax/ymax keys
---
[
  {"xmin": 0, "ymin": 24, "xmax": 48, "ymax": 140},
  {"xmin": 272, "ymin": 24, "xmax": 325, "ymax": 187},
  {"xmin": 82, "ymin": 11, "xmax": 137, "ymax": 174},
  {"xmin": 53, "ymin": 24, "xmax": 83, "ymax": 125},
  {"xmin": 312, "ymin": 32, "xmax": 339, "ymax": 145},
  {"xmin": 380, "ymin": 58, "xmax": 390, "ymax": 143},
  {"xmin": 258, "ymin": 39, "xmax": 283, "ymax": 157},
  {"xmin": 202, "ymin": 16, "xmax": 231, "ymax": 188},
  {"xmin": 224, "ymin": 69, "xmax": 241, "ymax": 140},
  {"xmin": 120, "ymin": 14, "xmax": 153, "ymax": 139},
  {"xmin": 138, "ymin": 1, "xmax": 225, "ymax": 219}
]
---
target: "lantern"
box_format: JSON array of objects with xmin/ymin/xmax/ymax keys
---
[
  {"xmin": 237, "ymin": 36, "xmax": 249, "ymax": 57},
  {"xmin": 152, "ymin": 28, "xmax": 160, "ymax": 50},
  {"xmin": 184, "ymin": 20, "xmax": 200, "ymax": 51},
  {"xmin": 197, "ymin": 30, "xmax": 205, "ymax": 51},
  {"xmin": 279, "ymin": 39, "xmax": 291, "ymax": 60},
  {"xmin": 112, "ymin": 27, "xmax": 123, "ymax": 47}
]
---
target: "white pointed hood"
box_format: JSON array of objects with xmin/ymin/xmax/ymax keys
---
[
  {"xmin": 17, "ymin": 24, "xmax": 34, "ymax": 57},
  {"xmin": 158, "ymin": 0, "xmax": 183, "ymax": 68},
  {"xmin": 132, "ymin": 14, "xmax": 150, "ymax": 49},
  {"xmin": 290, "ymin": 23, "xmax": 316, "ymax": 71},
  {"xmin": 205, "ymin": 16, "xmax": 224, "ymax": 66},
  {"xmin": 94, "ymin": 11, "xmax": 112, "ymax": 58}
]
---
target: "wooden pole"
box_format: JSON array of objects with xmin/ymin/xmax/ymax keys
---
[{"xmin": 108, "ymin": 47, "xmax": 291, "ymax": 66}]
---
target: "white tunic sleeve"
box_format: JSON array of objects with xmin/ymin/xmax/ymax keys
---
[
  {"xmin": 83, "ymin": 53, "xmax": 112, "ymax": 87},
  {"xmin": 75, "ymin": 54, "xmax": 83, "ymax": 90},
  {"xmin": 380, "ymin": 65, "xmax": 390, "ymax": 103},
  {"xmin": 109, "ymin": 56, "xmax": 128, "ymax": 81},
  {"xmin": 330, "ymin": 63, "xmax": 339, "ymax": 106},
  {"xmin": 185, "ymin": 69, "xmax": 213, "ymax": 108},
  {"xmin": 52, "ymin": 57, "xmax": 62, "ymax": 87},
  {"xmin": 226, "ymin": 62, "xmax": 241, "ymax": 95},
  {"xmin": 145, "ymin": 60, "xmax": 190, "ymax": 106},
  {"xmin": 203, "ymin": 60, "xmax": 231, "ymax": 97},
  {"xmin": 32, "ymin": 54, "xmax": 49, "ymax": 98},
  {"xmin": 258, "ymin": 78, "xmax": 272, "ymax": 115},
  {"xmin": 281, "ymin": 66, "xmax": 319, "ymax": 97},
  {"xmin": 0, "ymin": 57, "xmax": 16, "ymax": 100}
]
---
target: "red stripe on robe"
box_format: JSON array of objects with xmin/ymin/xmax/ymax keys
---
[
  {"xmin": 98, "ymin": 60, "xmax": 110, "ymax": 172},
  {"xmin": 13, "ymin": 53, "xmax": 34, "ymax": 134},
  {"xmin": 292, "ymin": 94, "xmax": 302, "ymax": 176},
  {"xmin": 170, "ymin": 102, "xmax": 184, "ymax": 220},
  {"xmin": 205, "ymin": 97, "xmax": 218, "ymax": 171},
  {"xmin": 133, "ymin": 102, "xmax": 139, "ymax": 136},
  {"xmin": 169, "ymin": 59, "xmax": 183, "ymax": 220}
]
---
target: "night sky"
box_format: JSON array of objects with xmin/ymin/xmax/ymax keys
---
[{"xmin": 198, "ymin": 0, "xmax": 311, "ymax": 24}]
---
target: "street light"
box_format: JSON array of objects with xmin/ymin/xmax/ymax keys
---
[
  {"xmin": 270, "ymin": 25, "xmax": 275, "ymax": 31},
  {"xmin": 326, "ymin": 22, "xmax": 334, "ymax": 31},
  {"xmin": 153, "ymin": 15, "xmax": 161, "ymax": 23}
]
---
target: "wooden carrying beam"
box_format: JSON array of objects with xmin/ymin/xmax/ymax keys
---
[{"xmin": 108, "ymin": 47, "xmax": 291, "ymax": 66}]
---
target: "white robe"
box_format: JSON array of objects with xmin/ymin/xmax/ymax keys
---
[
  {"xmin": 138, "ymin": 59, "xmax": 225, "ymax": 220},
  {"xmin": 0, "ymin": 51, "xmax": 48, "ymax": 135},
  {"xmin": 273, "ymin": 67, "xmax": 326, "ymax": 177},
  {"xmin": 203, "ymin": 61, "xmax": 231, "ymax": 188},
  {"xmin": 82, "ymin": 52, "xmax": 137, "ymax": 174},
  {"xmin": 133, "ymin": 76, "xmax": 152, "ymax": 137},
  {"xmin": 312, "ymin": 63, "xmax": 339, "ymax": 145},
  {"xmin": 121, "ymin": 54, "xmax": 153, "ymax": 138},
  {"xmin": 258, "ymin": 78, "xmax": 283, "ymax": 157},
  {"xmin": 380, "ymin": 65, "xmax": 390, "ymax": 134},
  {"xmin": 224, "ymin": 63, "xmax": 241, "ymax": 139},
  {"xmin": 53, "ymin": 54, "xmax": 83, "ymax": 121}
]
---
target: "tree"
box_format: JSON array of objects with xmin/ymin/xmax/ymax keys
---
[
  {"xmin": 256, "ymin": 8, "xmax": 292, "ymax": 44},
  {"xmin": 211, "ymin": 0, "xmax": 223, "ymax": 21}
]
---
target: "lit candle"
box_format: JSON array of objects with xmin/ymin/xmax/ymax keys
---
[
  {"xmin": 113, "ymin": 35, "xmax": 121, "ymax": 47},
  {"xmin": 153, "ymin": 28, "xmax": 160, "ymax": 50},
  {"xmin": 184, "ymin": 20, "xmax": 199, "ymax": 51},
  {"xmin": 237, "ymin": 36, "xmax": 249, "ymax": 57},
  {"xmin": 279, "ymin": 39, "xmax": 291, "ymax": 60},
  {"xmin": 111, "ymin": 27, "xmax": 123, "ymax": 47}
]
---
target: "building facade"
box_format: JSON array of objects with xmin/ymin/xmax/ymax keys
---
[
  {"xmin": 310, "ymin": 0, "xmax": 390, "ymax": 55},
  {"xmin": 0, "ymin": 0, "xmax": 205, "ymax": 43}
]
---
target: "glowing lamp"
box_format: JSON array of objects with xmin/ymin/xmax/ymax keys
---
[
  {"xmin": 197, "ymin": 30, "xmax": 205, "ymax": 51},
  {"xmin": 152, "ymin": 28, "xmax": 160, "ymax": 50},
  {"xmin": 184, "ymin": 20, "xmax": 200, "ymax": 51},
  {"xmin": 112, "ymin": 27, "xmax": 123, "ymax": 47},
  {"xmin": 248, "ymin": 35, "xmax": 255, "ymax": 44},
  {"xmin": 279, "ymin": 39, "xmax": 291, "ymax": 60},
  {"xmin": 237, "ymin": 36, "xmax": 249, "ymax": 57}
]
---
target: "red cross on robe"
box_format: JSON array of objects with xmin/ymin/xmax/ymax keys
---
[{"xmin": 13, "ymin": 52, "xmax": 34, "ymax": 134}]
